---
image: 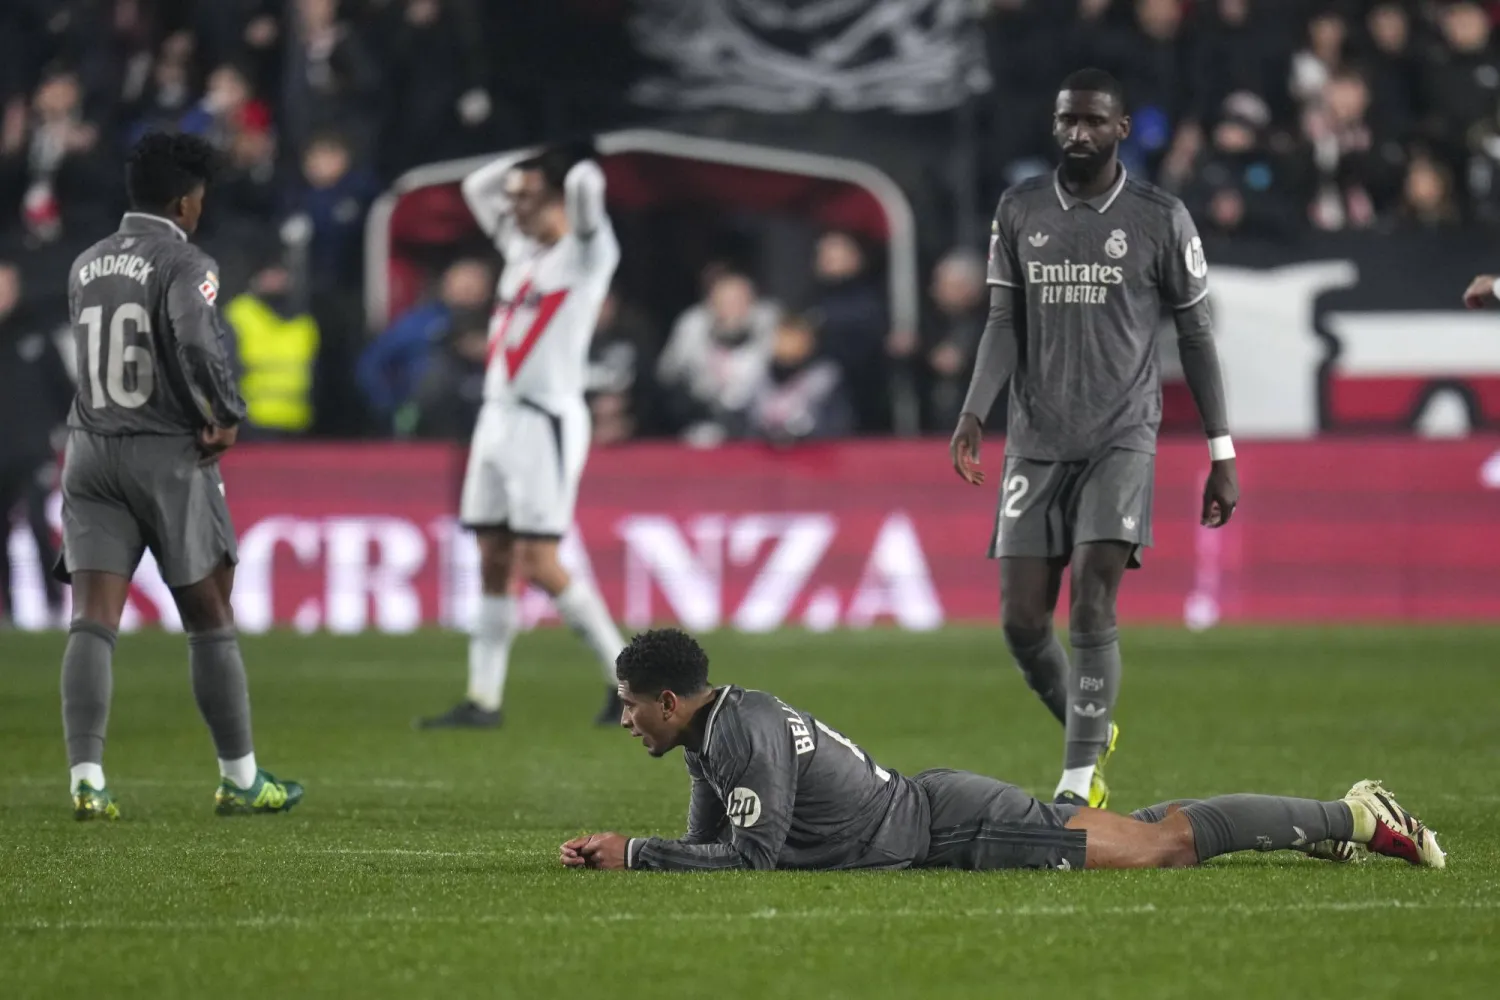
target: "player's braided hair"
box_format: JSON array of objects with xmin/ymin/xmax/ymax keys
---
[
  {"xmin": 615, "ymin": 629, "xmax": 710, "ymax": 697},
  {"xmin": 126, "ymin": 131, "xmax": 217, "ymax": 213}
]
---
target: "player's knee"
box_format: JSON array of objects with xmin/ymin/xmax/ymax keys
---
[
  {"xmin": 1000, "ymin": 598, "xmax": 1051, "ymax": 641},
  {"xmin": 1155, "ymin": 815, "xmax": 1199, "ymax": 868},
  {"xmin": 515, "ymin": 541, "xmax": 565, "ymax": 590},
  {"xmin": 476, "ymin": 532, "xmax": 514, "ymax": 594},
  {"xmin": 1067, "ymin": 575, "xmax": 1117, "ymax": 634},
  {"xmin": 1001, "ymin": 619, "xmax": 1050, "ymax": 656},
  {"xmin": 176, "ymin": 587, "xmax": 234, "ymax": 633}
]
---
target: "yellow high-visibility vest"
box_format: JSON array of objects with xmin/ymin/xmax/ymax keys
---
[{"xmin": 225, "ymin": 294, "xmax": 319, "ymax": 432}]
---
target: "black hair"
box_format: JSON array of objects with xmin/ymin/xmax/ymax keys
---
[
  {"xmin": 1058, "ymin": 68, "xmax": 1127, "ymax": 111},
  {"xmin": 515, "ymin": 139, "xmax": 597, "ymax": 196},
  {"xmin": 615, "ymin": 629, "xmax": 710, "ymax": 698},
  {"xmin": 126, "ymin": 131, "xmax": 216, "ymax": 213}
]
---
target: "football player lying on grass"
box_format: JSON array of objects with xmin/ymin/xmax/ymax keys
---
[{"xmin": 561, "ymin": 629, "xmax": 1445, "ymax": 873}]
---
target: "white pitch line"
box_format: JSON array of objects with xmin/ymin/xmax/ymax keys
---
[{"xmin": 6, "ymin": 898, "xmax": 1496, "ymax": 934}]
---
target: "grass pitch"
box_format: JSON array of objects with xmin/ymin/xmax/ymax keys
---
[{"xmin": 2, "ymin": 625, "xmax": 1497, "ymax": 999}]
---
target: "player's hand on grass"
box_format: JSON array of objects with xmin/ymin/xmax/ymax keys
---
[
  {"xmin": 560, "ymin": 834, "xmax": 592, "ymax": 867},
  {"xmin": 197, "ymin": 424, "xmax": 238, "ymax": 463},
  {"xmin": 1202, "ymin": 458, "xmax": 1239, "ymax": 528},
  {"xmin": 564, "ymin": 832, "xmax": 629, "ymax": 870},
  {"xmin": 950, "ymin": 413, "xmax": 985, "ymax": 486},
  {"xmin": 1463, "ymin": 274, "xmax": 1497, "ymax": 309}
]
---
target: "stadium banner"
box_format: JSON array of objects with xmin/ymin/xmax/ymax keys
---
[{"xmin": 8, "ymin": 438, "xmax": 1500, "ymax": 632}]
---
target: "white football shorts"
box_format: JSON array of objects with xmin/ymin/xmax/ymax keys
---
[{"xmin": 459, "ymin": 397, "xmax": 591, "ymax": 537}]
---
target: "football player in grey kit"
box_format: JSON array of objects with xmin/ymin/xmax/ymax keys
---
[
  {"xmin": 55, "ymin": 131, "xmax": 301, "ymax": 820},
  {"xmin": 561, "ymin": 630, "xmax": 1444, "ymax": 872},
  {"xmin": 950, "ymin": 69, "xmax": 1239, "ymax": 810}
]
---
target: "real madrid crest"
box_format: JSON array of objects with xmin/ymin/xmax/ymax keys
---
[{"xmin": 1104, "ymin": 229, "xmax": 1128, "ymax": 259}]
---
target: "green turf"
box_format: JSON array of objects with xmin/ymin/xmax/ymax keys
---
[{"xmin": 2, "ymin": 625, "xmax": 1497, "ymax": 999}]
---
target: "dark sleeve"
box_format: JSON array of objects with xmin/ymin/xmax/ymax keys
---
[
  {"xmin": 680, "ymin": 753, "xmax": 730, "ymax": 846},
  {"xmin": 959, "ymin": 285, "xmax": 1019, "ymax": 421},
  {"xmin": 628, "ymin": 714, "xmax": 795, "ymax": 871},
  {"xmin": 166, "ymin": 253, "xmax": 247, "ymax": 428},
  {"xmin": 984, "ymin": 194, "xmax": 1022, "ymax": 289},
  {"xmin": 1160, "ymin": 202, "xmax": 1228, "ymax": 438}
]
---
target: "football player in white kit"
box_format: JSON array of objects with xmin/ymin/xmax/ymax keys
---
[{"xmin": 419, "ymin": 144, "xmax": 627, "ymax": 729}]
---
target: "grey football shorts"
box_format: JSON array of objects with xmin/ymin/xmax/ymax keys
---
[
  {"xmin": 54, "ymin": 430, "xmax": 237, "ymax": 588},
  {"xmin": 914, "ymin": 768, "xmax": 1087, "ymax": 871},
  {"xmin": 988, "ymin": 448, "xmax": 1154, "ymax": 568}
]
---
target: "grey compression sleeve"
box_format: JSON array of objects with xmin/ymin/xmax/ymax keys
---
[
  {"xmin": 1173, "ymin": 297, "xmax": 1230, "ymax": 439},
  {"xmin": 959, "ymin": 285, "xmax": 1019, "ymax": 420}
]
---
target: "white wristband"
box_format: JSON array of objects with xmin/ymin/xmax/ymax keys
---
[{"xmin": 1208, "ymin": 435, "xmax": 1235, "ymax": 461}]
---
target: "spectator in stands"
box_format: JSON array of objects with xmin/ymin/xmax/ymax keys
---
[
  {"xmin": 1290, "ymin": 7, "xmax": 1351, "ymax": 108},
  {"xmin": 1394, "ymin": 147, "xmax": 1461, "ymax": 230},
  {"xmin": 807, "ymin": 231, "xmax": 889, "ymax": 434},
  {"xmin": 177, "ymin": 63, "xmax": 273, "ymax": 151},
  {"xmin": 124, "ymin": 31, "xmax": 199, "ymax": 140},
  {"xmin": 1362, "ymin": 1, "xmax": 1419, "ymax": 141},
  {"xmin": 376, "ymin": 0, "xmax": 501, "ymax": 177},
  {"xmin": 1189, "ymin": 92, "xmax": 1301, "ymax": 241},
  {"xmin": 0, "ymin": 260, "xmax": 69, "ymax": 627},
  {"xmin": 224, "ymin": 258, "xmax": 321, "ymax": 439},
  {"xmin": 586, "ymin": 289, "xmax": 658, "ymax": 445},
  {"xmin": 203, "ymin": 110, "xmax": 281, "ymax": 266},
  {"xmin": 0, "ymin": 66, "xmax": 114, "ymax": 245},
  {"xmin": 748, "ymin": 311, "xmax": 854, "ymax": 446},
  {"xmin": 1189, "ymin": 0, "xmax": 1288, "ymax": 127},
  {"xmin": 282, "ymin": 0, "xmax": 381, "ymax": 162},
  {"xmin": 194, "ymin": 2, "xmax": 284, "ymax": 102},
  {"xmin": 1421, "ymin": 1, "xmax": 1500, "ymax": 157},
  {"xmin": 656, "ymin": 269, "xmax": 777, "ymax": 447},
  {"xmin": 1303, "ymin": 67, "xmax": 1403, "ymax": 230},
  {"xmin": 356, "ymin": 258, "xmax": 493, "ymax": 431},
  {"xmin": 407, "ymin": 307, "xmax": 489, "ymax": 442},
  {"xmin": 922, "ymin": 249, "xmax": 987, "ymax": 432},
  {"xmin": 288, "ymin": 131, "xmax": 377, "ymax": 289}
]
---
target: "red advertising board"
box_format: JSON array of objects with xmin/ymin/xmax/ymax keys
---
[{"xmin": 8, "ymin": 438, "xmax": 1499, "ymax": 631}]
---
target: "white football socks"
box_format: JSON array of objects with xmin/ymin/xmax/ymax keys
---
[
  {"xmin": 1055, "ymin": 766, "xmax": 1094, "ymax": 802},
  {"xmin": 70, "ymin": 762, "xmax": 105, "ymax": 793},
  {"xmin": 553, "ymin": 579, "xmax": 625, "ymax": 683},
  {"xmin": 467, "ymin": 595, "xmax": 518, "ymax": 712},
  {"xmin": 219, "ymin": 753, "xmax": 258, "ymax": 790}
]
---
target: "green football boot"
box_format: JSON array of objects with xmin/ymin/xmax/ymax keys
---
[
  {"xmin": 214, "ymin": 769, "xmax": 304, "ymax": 816},
  {"xmin": 1089, "ymin": 722, "xmax": 1120, "ymax": 809},
  {"xmin": 73, "ymin": 780, "xmax": 120, "ymax": 822}
]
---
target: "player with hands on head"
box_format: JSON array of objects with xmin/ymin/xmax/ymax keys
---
[{"xmin": 950, "ymin": 68, "xmax": 1238, "ymax": 812}]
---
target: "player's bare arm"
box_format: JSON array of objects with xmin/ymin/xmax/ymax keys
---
[{"xmin": 1462, "ymin": 274, "xmax": 1498, "ymax": 309}]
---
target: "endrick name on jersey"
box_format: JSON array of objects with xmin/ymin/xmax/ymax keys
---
[
  {"xmin": 78, "ymin": 253, "xmax": 154, "ymax": 286},
  {"xmin": 1026, "ymin": 259, "xmax": 1124, "ymax": 305}
]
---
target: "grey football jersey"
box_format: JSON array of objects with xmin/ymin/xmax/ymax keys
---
[
  {"xmin": 628, "ymin": 686, "xmax": 931, "ymax": 871},
  {"xmin": 986, "ymin": 169, "xmax": 1209, "ymax": 461},
  {"xmin": 66, "ymin": 213, "xmax": 246, "ymax": 436}
]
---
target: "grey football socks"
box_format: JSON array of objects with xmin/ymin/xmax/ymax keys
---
[
  {"xmin": 1063, "ymin": 627, "xmax": 1121, "ymax": 769},
  {"xmin": 1181, "ymin": 795, "xmax": 1355, "ymax": 862},
  {"xmin": 1003, "ymin": 627, "xmax": 1069, "ymax": 724},
  {"xmin": 188, "ymin": 628, "xmax": 254, "ymax": 761},
  {"xmin": 61, "ymin": 620, "xmax": 117, "ymax": 766},
  {"xmin": 1130, "ymin": 799, "xmax": 1201, "ymax": 824}
]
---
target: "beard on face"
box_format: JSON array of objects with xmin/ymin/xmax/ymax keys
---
[{"xmin": 1060, "ymin": 140, "xmax": 1116, "ymax": 184}]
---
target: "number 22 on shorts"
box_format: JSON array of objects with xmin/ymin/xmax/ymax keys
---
[{"xmin": 1003, "ymin": 473, "xmax": 1030, "ymax": 518}]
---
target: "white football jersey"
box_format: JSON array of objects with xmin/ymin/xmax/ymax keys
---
[{"xmin": 463, "ymin": 158, "xmax": 619, "ymax": 410}]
